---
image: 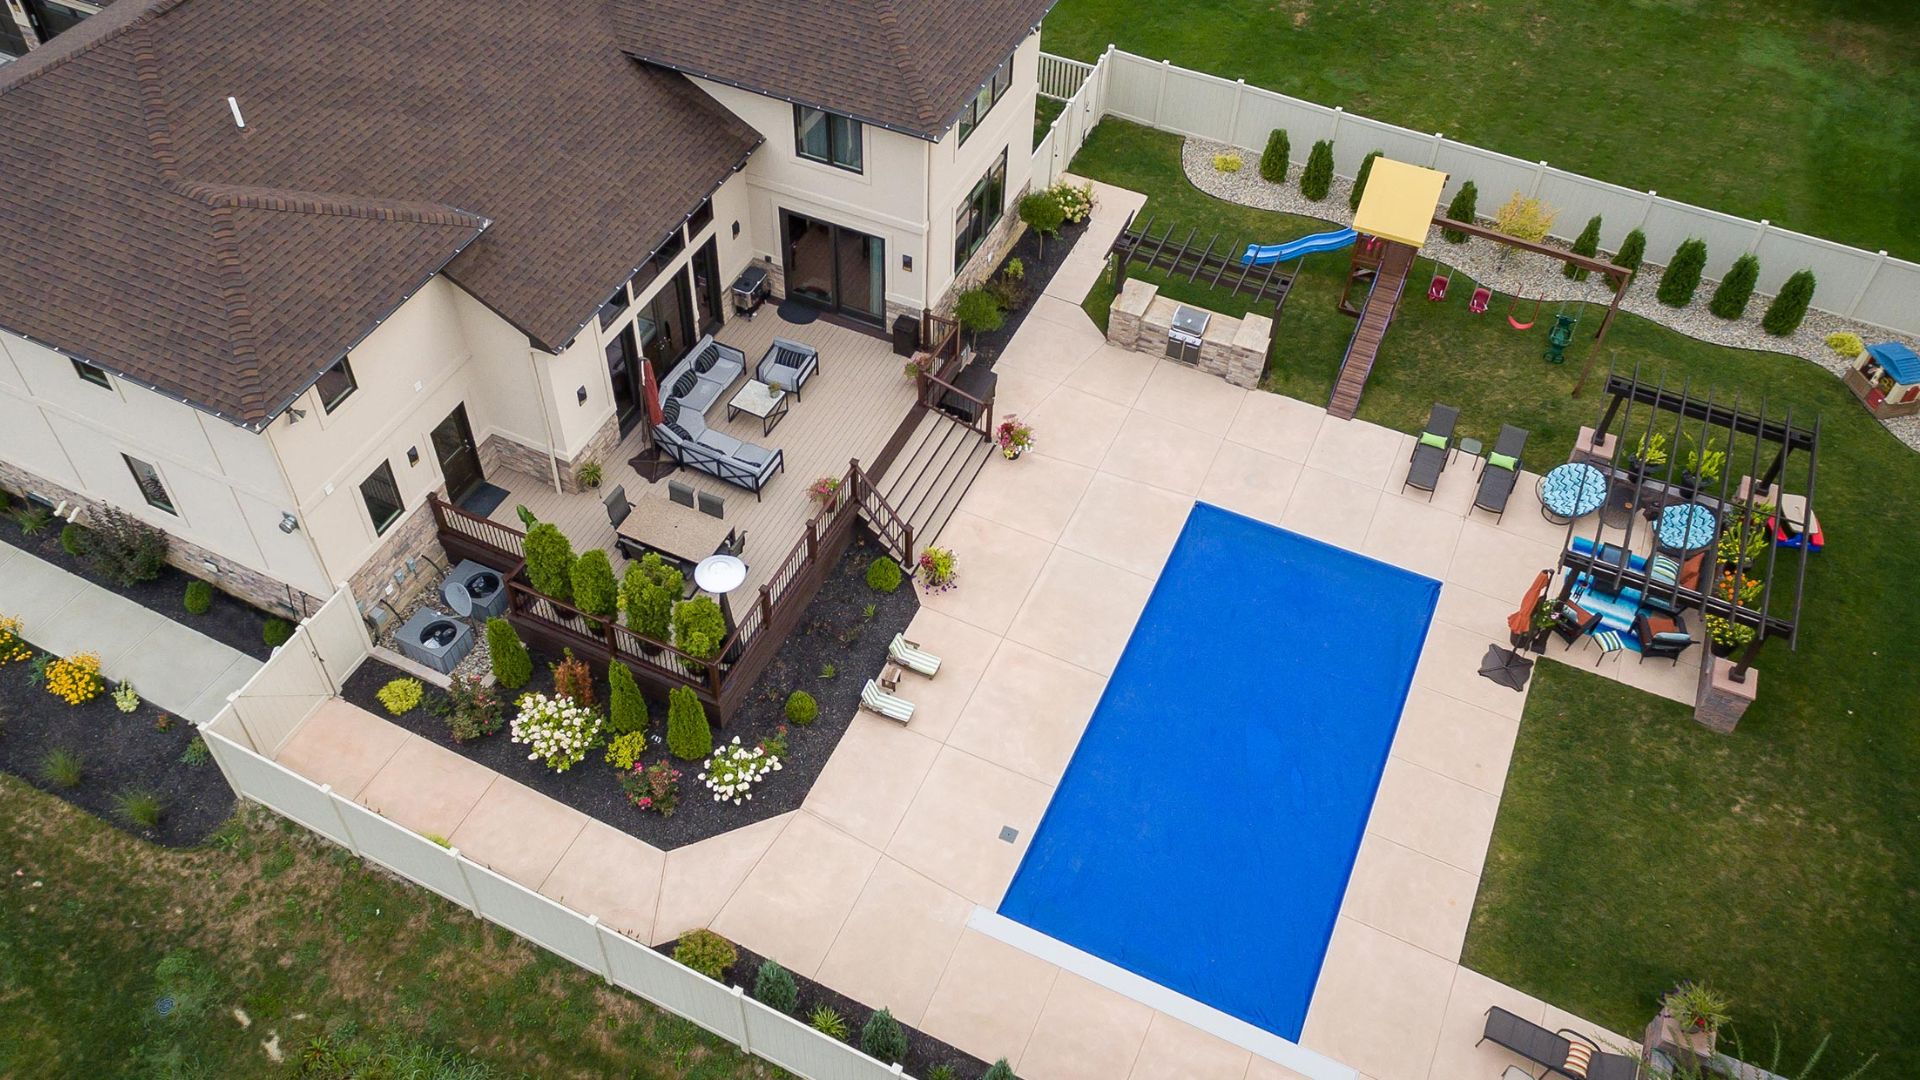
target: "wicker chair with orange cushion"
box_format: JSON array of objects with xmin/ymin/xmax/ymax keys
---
[{"xmin": 1634, "ymin": 611, "xmax": 1695, "ymax": 665}]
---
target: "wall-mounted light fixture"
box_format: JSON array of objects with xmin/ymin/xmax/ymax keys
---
[
  {"xmin": 577, "ymin": 386, "xmax": 589, "ymax": 405},
  {"xmin": 286, "ymin": 406, "xmax": 308, "ymax": 424},
  {"xmin": 278, "ymin": 512, "xmax": 300, "ymax": 534},
  {"xmin": 902, "ymin": 254, "xmax": 913, "ymax": 272},
  {"xmin": 406, "ymin": 446, "xmax": 420, "ymax": 466},
  {"xmin": 731, "ymin": 221, "xmax": 741, "ymax": 237}
]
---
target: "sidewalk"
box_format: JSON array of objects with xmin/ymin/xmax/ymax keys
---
[{"xmin": 0, "ymin": 543, "xmax": 261, "ymax": 723}]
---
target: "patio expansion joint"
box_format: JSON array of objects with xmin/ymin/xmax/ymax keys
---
[
  {"xmin": 788, "ymin": 810, "xmax": 885, "ymax": 980},
  {"xmin": 699, "ymin": 811, "xmax": 798, "ymax": 945}
]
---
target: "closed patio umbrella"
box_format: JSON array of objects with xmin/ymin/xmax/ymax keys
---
[
  {"xmin": 643, "ymin": 362, "xmax": 665, "ymax": 427},
  {"xmin": 1507, "ymin": 569, "xmax": 1552, "ymax": 639}
]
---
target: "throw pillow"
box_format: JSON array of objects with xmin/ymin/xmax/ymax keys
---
[
  {"xmin": 661, "ymin": 399, "xmax": 680, "ymax": 425},
  {"xmin": 1653, "ymin": 631, "xmax": 1693, "ymax": 645},
  {"xmin": 1487, "ymin": 451, "xmax": 1518, "ymax": 472},
  {"xmin": 673, "ymin": 370, "xmax": 698, "ymax": 398},
  {"xmin": 665, "ymin": 422, "xmax": 691, "ymax": 441},
  {"xmin": 1418, "ymin": 431, "xmax": 1448, "ymax": 450},
  {"xmin": 1680, "ymin": 552, "xmax": 1706, "ymax": 587},
  {"xmin": 1649, "ymin": 553, "xmax": 1680, "ymax": 585},
  {"xmin": 694, "ymin": 347, "xmax": 717, "ymax": 374}
]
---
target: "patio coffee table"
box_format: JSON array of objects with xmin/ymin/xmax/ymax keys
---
[
  {"xmin": 726, "ymin": 379, "xmax": 790, "ymax": 435},
  {"xmin": 1539, "ymin": 462, "xmax": 1608, "ymax": 524}
]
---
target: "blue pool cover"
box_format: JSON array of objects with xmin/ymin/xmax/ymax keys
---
[{"xmin": 997, "ymin": 503, "xmax": 1439, "ymax": 1040}]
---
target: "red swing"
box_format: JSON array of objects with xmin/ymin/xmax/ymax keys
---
[{"xmin": 1507, "ymin": 293, "xmax": 1540, "ymax": 330}]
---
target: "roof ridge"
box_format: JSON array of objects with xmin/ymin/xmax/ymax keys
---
[
  {"xmin": 127, "ymin": 25, "xmax": 182, "ymax": 180},
  {"xmin": 197, "ymin": 198, "xmax": 269, "ymax": 418},
  {"xmin": 868, "ymin": 0, "xmax": 938, "ymax": 127},
  {"xmin": 172, "ymin": 181, "xmax": 493, "ymax": 230}
]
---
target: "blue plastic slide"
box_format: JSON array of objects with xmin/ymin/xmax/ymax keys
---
[{"xmin": 1241, "ymin": 227, "xmax": 1358, "ymax": 266}]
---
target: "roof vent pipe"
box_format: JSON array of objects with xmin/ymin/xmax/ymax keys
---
[{"xmin": 227, "ymin": 96, "xmax": 246, "ymax": 130}]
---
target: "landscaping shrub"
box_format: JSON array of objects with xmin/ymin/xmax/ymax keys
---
[
  {"xmin": 753, "ymin": 959, "xmax": 799, "ymax": 1014},
  {"xmin": 440, "ymin": 673, "xmax": 503, "ymax": 742},
  {"xmin": 980, "ymin": 1059, "xmax": 1015, "ymax": 1080},
  {"xmin": 671, "ymin": 596, "xmax": 727, "ymax": 661},
  {"xmin": 58, "ymin": 522, "xmax": 86, "ymax": 558},
  {"xmin": 81, "ymin": 505, "xmax": 169, "ymax": 585},
  {"xmin": 0, "ymin": 615, "xmax": 32, "ymax": 665},
  {"xmin": 603, "ymin": 731, "xmax": 648, "ymax": 771},
  {"xmin": 1658, "ymin": 238, "xmax": 1708, "ymax": 307},
  {"xmin": 699, "ymin": 737, "xmax": 782, "ymax": 805},
  {"xmin": 1259, "ymin": 128, "xmax": 1289, "ymax": 184},
  {"xmin": 551, "ymin": 648, "xmax": 594, "ymax": 707},
  {"xmin": 509, "ymin": 692, "xmax": 602, "ymax": 772},
  {"xmin": 112, "ymin": 682, "xmax": 139, "ymax": 713},
  {"xmin": 1825, "ymin": 331, "xmax": 1864, "ymax": 357},
  {"xmin": 621, "ymin": 553, "xmax": 682, "ymax": 642},
  {"xmin": 45, "ymin": 652, "xmax": 103, "ymax": 705},
  {"xmin": 38, "ymin": 747, "xmax": 83, "ymax": 788},
  {"xmin": 523, "ymin": 522, "xmax": 576, "ymax": 604},
  {"xmin": 113, "ymin": 788, "xmax": 165, "ymax": 829},
  {"xmin": 262, "ymin": 618, "xmax": 293, "ymax": 648},
  {"xmin": 809, "ymin": 1007, "xmax": 849, "ymax": 1041},
  {"xmin": 784, "ymin": 690, "xmax": 818, "ymax": 726},
  {"xmin": 1211, "ymin": 152, "xmax": 1242, "ymax": 173},
  {"xmin": 1299, "ymin": 139, "xmax": 1334, "ymax": 201},
  {"xmin": 1612, "ymin": 228, "xmax": 1647, "ymax": 287},
  {"xmin": 485, "ymin": 617, "xmax": 532, "ymax": 689},
  {"xmin": 1441, "ymin": 181, "xmax": 1477, "ymax": 242},
  {"xmin": 1049, "ymin": 180, "xmax": 1093, "ymax": 225},
  {"xmin": 607, "ymin": 660, "xmax": 646, "ymax": 734},
  {"xmin": 860, "ymin": 1008, "xmax": 908, "ymax": 1064},
  {"xmin": 182, "ymin": 579, "xmax": 213, "ymax": 616},
  {"xmin": 180, "ymin": 737, "xmax": 212, "ymax": 766},
  {"xmin": 1709, "ymin": 253, "xmax": 1760, "ymax": 319},
  {"xmin": 672, "ymin": 929, "xmax": 736, "ymax": 981},
  {"xmin": 570, "ymin": 548, "xmax": 617, "ymax": 619},
  {"xmin": 928, "ymin": 1067, "xmax": 957, "ymax": 1080},
  {"xmin": 1565, "ymin": 214, "xmax": 1602, "ymax": 280},
  {"xmin": 1493, "ymin": 192, "xmax": 1556, "ymax": 243},
  {"xmin": 1348, "ymin": 149, "xmax": 1382, "ymax": 211},
  {"xmin": 620, "ymin": 759, "xmax": 681, "ymax": 816},
  {"xmin": 865, "ymin": 554, "xmax": 902, "ymax": 593},
  {"xmin": 665, "ymin": 686, "xmax": 712, "ymax": 761},
  {"xmin": 376, "ymin": 677, "xmax": 424, "ymax": 716},
  {"xmin": 955, "ymin": 287, "xmax": 1005, "ymax": 344},
  {"xmin": 1018, "ymin": 188, "xmax": 1067, "ymax": 259},
  {"xmin": 1762, "ymin": 269, "xmax": 1816, "ymax": 336},
  {"xmin": 12, "ymin": 504, "xmax": 51, "ymax": 535}
]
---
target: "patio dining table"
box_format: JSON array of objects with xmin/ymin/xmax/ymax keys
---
[
  {"xmin": 1539, "ymin": 462, "xmax": 1608, "ymax": 522},
  {"xmin": 616, "ymin": 494, "xmax": 734, "ymax": 569},
  {"xmin": 1657, "ymin": 502, "xmax": 1718, "ymax": 552}
]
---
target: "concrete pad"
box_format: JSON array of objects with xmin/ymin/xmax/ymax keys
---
[
  {"xmin": 1018, "ymin": 971, "xmax": 1154, "ymax": 1080},
  {"xmin": 815, "ymin": 858, "xmax": 972, "ymax": 1026},
  {"xmin": 1306, "ymin": 416, "xmax": 1405, "ymax": 490},
  {"xmin": 1030, "ymin": 293, "xmax": 1096, "ymax": 329},
  {"xmin": 1006, "ymin": 546, "xmax": 1153, "ymax": 677},
  {"xmin": 921, "ymin": 928, "xmax": 1059, "ymax": 1068},
  {"xmin": 1127, "ymin": 1013, "xmax": 1253, "ymax": 1080},
  {"xmin": 892, "ymin": 607, "xmax": 1004, "ymax": 743},
  {"xmin": 1447, "ymin": 520, "xmax": 1559, "ymax": 603},
  {"xmin": 1390, "ymin": 686, "xmax": 1520, "ymax": 797},
  {"xmin": 1245, "ymin": 1057, "xmax": 1322, "ymax": 1080},
  {"xmin": 1227, "ymin": 391, "xmax": 1326, "ymax": 463},
  {"xmin": 0, "ymin": 557, "xmax": 87, "ymax": 625},
  {"xmin": 1423, "ymin": 968, "xmax": 1547, "ymax": 1080},
  {"xmin": 1057, "ymin": 472, "xmax": 1193, "ymax": 578},
  {"xmin": 182, "ymin": 655, "xmax": 263, "ymax": 726},
  {"xmin": 916, "ymin": 511, "xmax": 1054, "ymax": 636},
  {"xmin": 713, "ymin": 812, "xmax": 879, "ymax": 977},
  {"xmin": 1384, "ymin": 440, "xmax": 1481, "ymax": 516},
  {"xmin": 1001, "ymin": 312, "xmax": 1106, "ymax": 384},
  {"xmin": 1365, "ymin": 757, "xmax": 1501, "ymax": 877},
  {"xmin": 1432, "ymin": 583, "xmax": 1517, "ymax": 638},
  {"xmin": 1281, "ymin": 467, "xmax": 1381, "ymax": 551},
  {"xmin": 1540, "ymin": 1003, "xmax": 1638, "ymax": 1056},
  {"xmin": 1200, "ymin": 440, "xmax": 1301, "ymax": 528},
  {"xmin": 110, "ymin": 618, "xmax": 249, "ymax": 715},
  {"xmin": 1339, "ymin": 833, "xmax": 1480, "ymax": 962},
  {"xmin": 1064, "ymin": 344, "xmax": 1158, "ymax": 408},
  {"xmin": 1098, "ymin": 410, "xmax": 1222, "ymax": 496},
  {"xmin": 275, "ymin": 698, "xmax": 410, "ymax": 799},
  {"xmin": 948, "ymin": 639, "xmax": 1106, "ymax": 784},
  {"xmin": 1300, "ymin": 918, "xmax": 1455, "ymax": 1080},
  {"xmin": 1493, "ymin": 480, "xmax": 1576, "ymax": 548},
  {"xmin": 356, "ymin": 736, "xmax": 498, "ymax": 840},
  {"xmin": 803, "ymin": 714, "xmax": 943, "ymax": 848},
  {"xmin": 887, "ymin": 746, "xmax": 1053, "ymax": 904},
  {"xmin": 37, "ymin": 588, "xmax": 163, "ymax": 670},
  {"xmin": 1025, "ymin": 385, "xmax": 1131, "ymax": 469},
  {"xmin": 450, "ymin": 776, "xmax": 588, "ymax": 887},
  {"xmin": 1411, "ymin": 619, "xmax": 1529, "ymax": 720},
  {"xmin": 653, "ymin": 812, "xmax": 790, "ymax": 943},
  {"xmin": 538, "ymin": 820, "xmax": 666, "ymax": 941},
  {"xmin": 1361, "ymin": 496, "xmax": 1464, "ymax": 581},
  {"xmin": 964, "ymin": 452, "xmax": 1096, "ymax": 544},
  {"xmin": 994, "ymin": 366, "xmax": 1062, "ymax": 418},
  {"xmin": 1134, "ymin": 359, "xmax": 1248, "ymax": 435}
]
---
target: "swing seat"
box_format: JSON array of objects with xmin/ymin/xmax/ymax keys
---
[
  {"xmin": 1427, "ymin": 275, "xmax": 1450, "ymax": 301},
  {"xmin": 1508, "ymin": 315, "xmax": 1536, "ymax": 331},
  {"xmin": 1468, "ymin": 287, "xmax": 1491, "ymax": 314}
]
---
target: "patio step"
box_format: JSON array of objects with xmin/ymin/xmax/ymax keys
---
[{"xmin": 879, "ymin": 410, "xmax": 994, "ymax": 550}]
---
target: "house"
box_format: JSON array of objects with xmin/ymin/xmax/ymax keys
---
[{"xmin": 0, "ymin": 0, "xmax": 1052, "ymax": 618}]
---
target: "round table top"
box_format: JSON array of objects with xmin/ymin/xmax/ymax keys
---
[
  {"xmin": 1657, "ymin": 503, "xmax": 1719, "ymax": 551},
  {"xmin": 693, "ymin": 554, "xmax": 747, "ymax": 595},
  {"xmin": 1541, "ymin": 462, "xmax": 1608, "ymax": 518}
]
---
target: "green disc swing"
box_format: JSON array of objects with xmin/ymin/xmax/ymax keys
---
[{"xmin": 1543, "ymin": 300, "xmax": 1582, "ymax": 364}]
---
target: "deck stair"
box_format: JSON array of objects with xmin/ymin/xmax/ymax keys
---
[
  {"xmin": 878, "ymin": 408, "xmax": 994, "ymax": 550},
  {"xmin": 1329, "ymin": 240, "xmax": 1415, "ymax": 419}
]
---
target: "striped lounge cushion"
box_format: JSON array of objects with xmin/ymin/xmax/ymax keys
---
[{"xmin": 1563, "ymin": 1043, "xmax": 1593, "ymax": 1078}]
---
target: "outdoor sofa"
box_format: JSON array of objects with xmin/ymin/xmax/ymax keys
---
[
  {"xmin": 1479, "ymin": 1006, "xmax": 1641, "ymax": 1080},
  {"xmin": 1402, "ymin": 402, "xmax": 1459, "ymax": 498},
  {"xmin": 653, "ymin": 335, "xmax": 784, "ymax": 498}
]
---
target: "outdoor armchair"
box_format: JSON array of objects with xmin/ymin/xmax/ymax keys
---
[{"xmin": 1634, "ymin": 611, "xmax": 1695, "ymax": 665}]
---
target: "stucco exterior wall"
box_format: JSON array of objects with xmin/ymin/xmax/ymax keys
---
[{"xmin": 926, "ymin": 32, "xmax": 1043, "ymax": 306}]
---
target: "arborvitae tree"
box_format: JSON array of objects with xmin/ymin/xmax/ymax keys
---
[
  {"xmin": 1348, "ymin": 150, "xmax": 1383, "ymax": 211},
  {"xmin": 523, "ymin": 521, "xmax": 576, "ymax": 604},
  {"xmin": 485, "ymin": 617, "xmax": 532, "ymax": 690},
  {"xmin": 1441, "ymin": 182, "xmax": 1478, "ymax": 243},
  {"xmin": 1657, "ymin": 238, "xmax": 1708, "ymax": 307},
  {"xmin": 1565, "ymin": 215, "xmax": 1602, "ymax": 280},
  {"xmin": 753, "ymin": 960, "xmax": 799, "ymax": 1014},
  {"xmin": 1612, "ymin": 228, "xmax": 1647, "ymax": 288},
  {"xmin": 665, "ymin": 686, "xmax": 712, "ymax": 761},
  {"xmin": 1259, "ymin": 128, "xmax": 1290, "ymax": 184},
  {"xmin": 1708, "ymin": 253, "xmax": 1760, "ymax": 319},
  {"xmin": 860, "ymin": 1008, "xmax": 908, "ymax": 1065},
  {"xmin": 607, "ymin": 660, "xmax": 647, "ymax": 734},
  {"xmin": 1761, "ymin": 269, "xmax": 1816, "ymax": 336},
  {"xmin": 1299, "ymin": 139, "xmax": 1335, "ymax": 201},
  {"xmin": 569, "ymin": 548, "xmax": 617, "ymax": 619}
]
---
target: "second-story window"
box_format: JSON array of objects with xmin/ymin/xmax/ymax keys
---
[
  {"xmin": 953, "ymin": 148, "xmax": 1009, "ymax": 272},
  {"xmin": 122, "ymin": 454, "xmax": 176, "ymax": 515},
  {"xmin": 794, "ymin": 105, "xmax": 863, "ymax": 173},
  {"xmin": 957, "ymin": 62, "xmax": 1013, "ymax": 144},
  {"xmin": 315, "ymin": 357, "xmax": 357, "ymax": 413},
  {"xmin": 71, "ymin": 358, "xmax": 112, "ymax": 388}
]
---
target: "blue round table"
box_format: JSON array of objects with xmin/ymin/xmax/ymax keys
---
[
  {"xmin": 1658, "ymin": 503, "xmax": 1718, "ymax": 551},
  {"xmin": 1539, "ymin": 463, "xmax": 1608, "ymax": 522}
]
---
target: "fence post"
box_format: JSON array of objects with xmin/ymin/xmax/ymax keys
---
[
  {"xmin": 733, "ymin": 986, "xmax": 754, "ymax": 1053},
  {"xmin": 1748, "ymin": 218, "xmax": 1770, "ymax": 255},
  {"xmin": 1328, "ymin": 105, "xmax": 1343, "ymax": 144},
  {"xmin": 1228, "ymin": 78, "xmax": 1245, "ymax": 146},
  {"xmin": 1529, "ymin": 160, "xmax": 1547, "ymax": 198},
  {"xmin": 1637, "ymin": 190, "xmax": 1657, "ymax": 231},
  {"xmin": 586, "ymin": 914, "xmax": 614, "ymax": 983},
  {"xmin": 1847, "ymin": 251, "xmax": 1887, "ymax": 317},
  {"xmin": 321, "ymin": 785, "xmax": 363, "ymax": 857},
  {"xmin": 1428, "ymin": 131, "xmax": 1443, "ymax": 167},
  {"xmin": 450, "ymin": 849, "xmax": 486, "ymax": 916},
  {"xmin": 1154, "ymin": 58, "xmax": 1171, "ymax": 124}
]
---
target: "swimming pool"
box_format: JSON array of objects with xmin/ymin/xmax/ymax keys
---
[{"xmin": 996, "ymin": 503, "xmax": 1439, "ymax": 1040}]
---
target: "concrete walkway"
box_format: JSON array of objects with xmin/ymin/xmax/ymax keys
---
[{"xmin": 0, "ymin": 543, "xmax": 260, "ymax": 723}]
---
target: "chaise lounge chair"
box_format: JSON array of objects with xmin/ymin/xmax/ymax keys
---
[
  {"xmin": 1402, "ymin": 402, "xmax": 1459, "ymax": 499},
  {"xmin": 1471, "ymin": 424, "xmax": 1529, "ymax": 521},
  {"xmin": 888, "ymin": 633, "xmax": 941, "ymax": 677},
  {"xmin": 860, "ymin": 679, "xmax": 915, "ymax": 724},
  {"xmin": 1478, "ymin": 1006, "xmax": 1642, "ymax": 1080}
]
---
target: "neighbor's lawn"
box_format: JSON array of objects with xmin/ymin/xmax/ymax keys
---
[
  {"xmin": 1043, "ymin": 0, "xmax": 1920, "ymax": 258},
  {"xmin": 1068, "ymin": 119, "xmax": 1917, "ymax": 1074},
  {"xmin": 0, "ymin": 777, "xmax": 764, "ymax": 1080}
]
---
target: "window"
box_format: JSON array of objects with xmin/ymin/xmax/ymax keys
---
[
  {"xmin": 598, "ymin": 285, "xmax": 630, "ymax": 329},
  {"xmin": 794, "ymin": 105, "xmax": 863, "ymax": 172},
  {"xmin": 953, "ymin": 148, "xmax": 1009, "ymax": 272},
  {"xmin": 688, "ymin": 198, "xmax": 714, "ymax": 237},
  {"xmin": 71, "ymin": 358, "xmax": 111, "ymax": 388},
  {"xmin": 957, "ymin": 62, "xmax": 1013, "ymax": 144},
  {"xmin": 359, "ymin": 461, "xmax": 404, "ymax": 535},
  {"xmin": 122, "ymin": 454, "xmax": 176, "ymax": 515},
  {"xmin": 314, "ymin": 357, "xmax": 357, "ymax": 413}
]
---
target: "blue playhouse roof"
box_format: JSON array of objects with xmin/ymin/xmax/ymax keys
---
[{"xmin": 1867, "ymin": 342, "xmax": 1920, "ymax": 384}]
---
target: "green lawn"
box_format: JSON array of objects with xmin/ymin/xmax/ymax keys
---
[
  {"xmin": 1042, "ymin": 0, "xmax": 1920, "ymax": 259},
  {"xmin": 1070, "ymin": 119, "xmax": 1916, "ymax": 1075},
  {"xmin": 0, "ymin": 777, "xmax": 765, "ymax": 1080}
]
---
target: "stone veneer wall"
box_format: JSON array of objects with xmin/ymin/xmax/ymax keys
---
[
  {"xmin": 479, "ymin": 433, "xmax": 554, "ymax": 487},
  {"xmin": 557, "ymin": 411, "xmax": 624, "ymax": 494},
  {"xmin": 940, "ymin": 203, "xmax": 1030, "ymax": 314},
  {"xmin": 342, "ymin": 498, "xmax": 450, "ymax": 623}
]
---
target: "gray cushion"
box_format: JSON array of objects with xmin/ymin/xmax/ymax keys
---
[
  {"xmin": 1652, "ymin": 631, "xmax": 1693, "ymax": 645},
  {"xmin": 678, "ymin": 378, "xmax": 722, "ymax": 413},
  {"xmin": 733, "ymin": 443, "xmax": 775, "ymax": 468},
  {"xmin": 696, "ymin": 429, "xmax": 743, "ymax": 456},
  {"xmin": 693, "ymin": 345, "xmax": 718, "ymax": 374}
]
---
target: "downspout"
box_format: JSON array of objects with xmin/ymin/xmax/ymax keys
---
[
  {"xmin": 924, "ymin": 134, "xmax": 935, "ymax": 317},
  {"xmin": 263, "ymin": 417, "xmax": 341, "ymax": 603},
  {"xmin": 528, "ymin": 344, "xmax": 564, "ymax": 493}
]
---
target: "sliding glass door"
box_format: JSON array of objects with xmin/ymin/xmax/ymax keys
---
[{"xmin": 780, "ymin": 210, "xmax": 886, "ymax": 325}]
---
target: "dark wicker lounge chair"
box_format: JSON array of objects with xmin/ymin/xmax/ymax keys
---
[
  {"xmin": 1479, "ymin": 1006, "xmax": 1641, "ymax": 1080},
  {"xmin": 1472, "ymin": 424, "xmax": 1530, "ymax": 521},
  {"xmin": 1550, "ymin": 604, "xmax": 1602, "ymax": 648},
  {"xmin": 1634, "ymin": 611, "xmax": 1694, "ymax": 665},
  {"xmin": 1402, "ymin": 402, "xmax": 1460, "ymax": 499}
]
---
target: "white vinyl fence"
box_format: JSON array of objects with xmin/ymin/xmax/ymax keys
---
[
  {"xmin": 1036, "ymin": 46, "xmax": 1920, "ymax": 336},
  {"xmin": 195, "ymin": 586, "xmax": 913, "ymax": 1080}
]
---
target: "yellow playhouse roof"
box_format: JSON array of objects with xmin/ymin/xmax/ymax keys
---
[{"xmin": 1353, "ymin": 158, "xmax": 1448, "ymax": 249}]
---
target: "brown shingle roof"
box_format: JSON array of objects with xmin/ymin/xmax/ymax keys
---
[
  {"xmin": 0, "ymin": 0, "xmax": 760, "ymax": 428},
  {"xmin": 609, "ymin": 0, "xmax": 1058, "ymax": 139}
]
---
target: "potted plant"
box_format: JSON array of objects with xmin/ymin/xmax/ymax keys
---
[
  {"xmin": 1514, "ymin": 596, "xmax": 1560, "ymax": 651},
  {"xmin": 1703, "ymin": 570, "xmax": 1761, "ymax": 657},
  {"xmin": 1656, "ymin": 981, "xmax": 1730, "ymax": 1060},
  {"xmin": 994, "ymin": 415, "xmax": 1034, "ymax": 460},
  {"xmin": 1679, "ymin": 436, "xmax": 1725, "ymax": 497},
  {"xmin": 1624, "ymin": 432, "xmax": 1668, "ymax": 479},
  {"xmin": 577, "ymin": 460, "xmax": 603, "ymax": 489},
  {"xmin": 916, "ymin": 546, "xmax": 958, "ymax": 592},
  {"xmin": 808, "ymin": 475, "xmax": 842, "ymax": 513}
]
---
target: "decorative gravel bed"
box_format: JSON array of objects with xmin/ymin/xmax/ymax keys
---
[
  {"xmin": 341, "ymin": 529, "xmax": 917, "ymax": 851},
  {"xmin": 0, "ymin": 635, "xmax": 234, "ymax": 846},
  {"xmin": 373, "ymin": 562, "xmax": 492, "ymax": 685},
  {"xmin": 1181, "ymin": 136, "xmax": 1920, "ymax": 451}
]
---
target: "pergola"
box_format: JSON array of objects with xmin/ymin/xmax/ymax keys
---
[{"xmin": 1108, "ymin": 212, "xmax": 1298, "ymax": 313}]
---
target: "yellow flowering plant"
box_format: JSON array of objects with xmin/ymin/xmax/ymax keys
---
[
  {"xmin": 0, "ymin": 615, "xmax": 31, "ymax": 665},
  {"xmin": 46, "ymin": 651, "xmax": 104, "ymax": 706}
]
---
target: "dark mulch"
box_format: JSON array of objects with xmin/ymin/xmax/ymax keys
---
[
  {"xmin": 0, "ymin": 507, "xmax": 281, "ymax": 662},
  {"xmin": 968, "ymin": 216, "xmax": 1091, "ymax": 366},
  {"xmin": 663, "ymin": 936, "xmax": 998, "ymax": 1080},
  {"xmin": 0, "ymin": 640, "xmax": 235, "ymax": 847},
  {"xmin": 341, "ymin": 529, "xmax": 918, "ymax": 851}
]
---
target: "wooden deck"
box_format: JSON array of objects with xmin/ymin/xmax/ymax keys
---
[{"xmin": 487, "ymin": 314, "xmax": 917, "ymax": 597}]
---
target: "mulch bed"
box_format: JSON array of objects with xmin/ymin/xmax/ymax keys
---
[
  {"xmin": 968, "ymin": 216, "xmax": 1091, "ymax": 366},
  {"xmin": 661, "ymin": 936, "xmax": 996, "ymax": 1080},
  {"xmin": 341, "ymin": 529, "xmax": 918, "ymax": 851},
  {"xmin": 0, "ymin": 639, "xmax": 235, "ymax": 847},
  {"xmin": 0, "ymin": 509, "xmax": 281, "ymax": 662}
]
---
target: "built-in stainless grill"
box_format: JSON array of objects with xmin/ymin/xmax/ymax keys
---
[{"xmin": 1167, "ymin": 305, "xmax": 1210, "ymax": 364}]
